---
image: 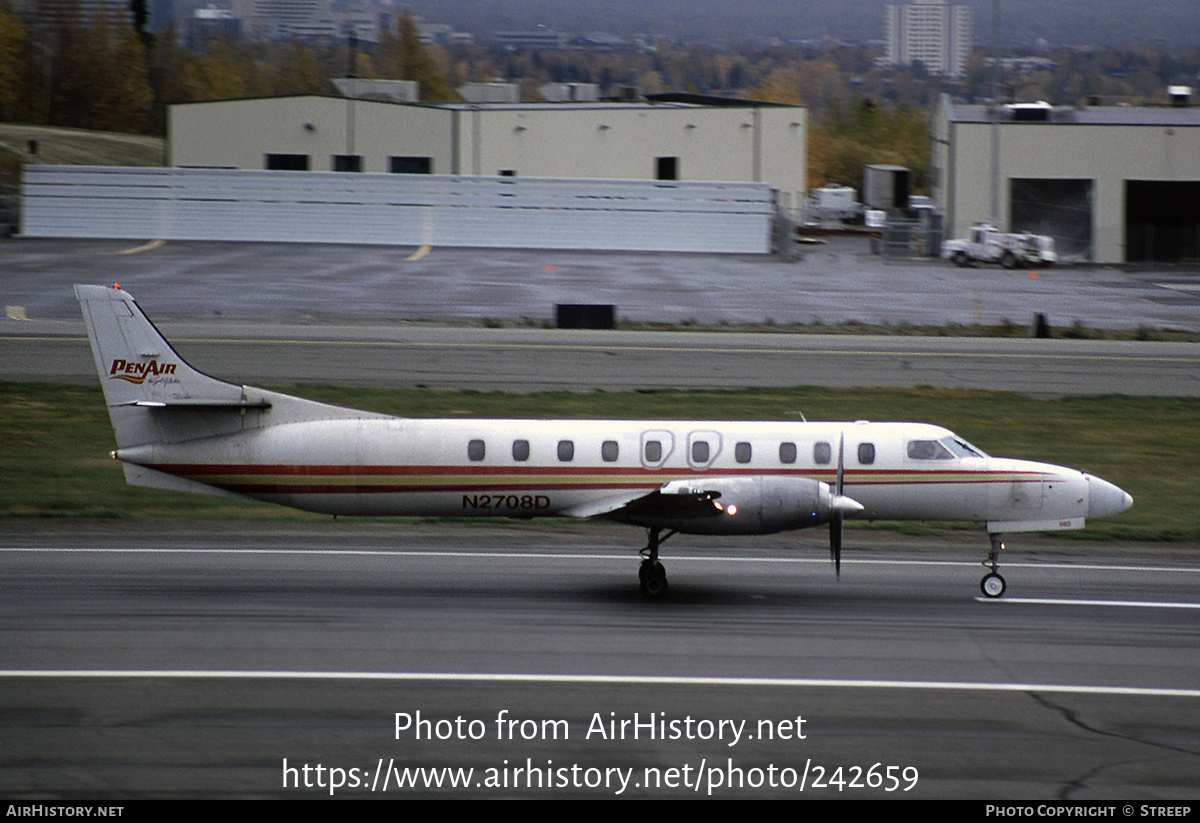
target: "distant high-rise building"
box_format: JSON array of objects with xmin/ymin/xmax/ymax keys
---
[
  {"xmin": 885, "ymin": 0, "xmax": 972, "ymax": 79},
  {"xmin": 226, "ymin": 0, "xmax": 377, "ymax": 43},
  {"xmin": 18, "ymin": 0, "xmax": 135, "ymax": 26}
]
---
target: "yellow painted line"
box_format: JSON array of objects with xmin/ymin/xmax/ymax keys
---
[
  {"xmin": 115, "ymin": 239, "xmax": 165, "ymax": 255},
  {"xmin": 405, "ymin": 245, "xmax": 432, "ymax": 262}
]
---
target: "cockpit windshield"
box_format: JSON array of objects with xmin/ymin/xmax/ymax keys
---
[
  {"xmin": 942, "ymin": 436, "xmax": 987, "ymax": 458},
  {"xmin": 906, "ymin": 436, "xmax": 988, "ymax": 460}
]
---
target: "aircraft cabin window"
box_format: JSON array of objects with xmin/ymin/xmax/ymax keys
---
[
  {"xmin": 468, "ymin": 439, "xmax": 485, "ymax": 462},
  {"xmin": 602, "ymin": 440, "xmax": 619, "ymax": 462},
  {"xmin": 691, "ymin": 441, "xmax": 710, "ymax": 463},
  {"xmin": 907, "ymin": 439, "xmax": 954, "ymax": 460},
  {"xmin": 645, "ymin": 440, "xmax": 662, "ymax": 462},
  {"xmin": 779, "ymin": 442, "xmax": 797, "ymax": 464},
  {"xmin": 735, "ymin": 442, "xmax": 752, "ymax": 464},
  {"xmin": 813, "ymin": 442, "xmax": 832, "ymax": 465},
  {"xmin": 512, "ymin": 439, "xmax": 530, "ymax": 461},
  {"xmin": 858, "ymin": 443, "xmax": 875, "ymax": 465},
  {"xmin": 558, "ymin": 440, "xmax": 575, "ymax": 462}
]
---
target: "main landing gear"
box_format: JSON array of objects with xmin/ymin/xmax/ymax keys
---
[
  {"xmin": 638, "ymin": 527, "xmax": 675, "ymax": 599},
  {"xmin": 980, "ymin": 533, "xmax": 1007, "ymax": 598}
]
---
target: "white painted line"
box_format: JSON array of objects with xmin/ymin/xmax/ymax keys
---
[
  {"xmin": 4, "ymin": 547, "xmax": 1198, "ymax": 575},
  {"xmin": 0, "ymin": 670, "xmax": 1197, "ymax": 698},
  {"xmin": 1156, "ymin": 282, "xmax": 1200, "ymax": 292},
  {"xmin": 979, "ymin": 597, "xmax": 1200, "ymax": 609}
]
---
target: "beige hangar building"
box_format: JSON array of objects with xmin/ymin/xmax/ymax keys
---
[
  {"xmin": 934, "ymin": 93, "xmax": 1200, "ymax": 264},
  {"xmin": 168, "ymin": 94, "xmax": 808, "ymax": 216}
]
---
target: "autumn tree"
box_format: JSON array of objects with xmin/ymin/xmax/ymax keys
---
[
  {"xmin": 809, "ymin": 99, "xmax": 930, "ymax": 193},
  {"xmin": 376, "ymin": 13, "xmax": 457, "ymax": 100}
]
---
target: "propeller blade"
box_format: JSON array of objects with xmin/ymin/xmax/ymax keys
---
[
  {"xmin": 830, "ymin": 513, "xmax": 842, "ymax": 579},
  {"xmin": 829, "ymin": 431, "xmax": 850, "ymax": 580},
  {"xmin": 836, "ymin": 431, "xmax": 845, "ymax": 495}
]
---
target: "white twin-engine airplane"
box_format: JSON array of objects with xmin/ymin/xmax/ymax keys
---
[{"xmin": 77, "ymin": 284, "xmax": 1133, "ymax": 599}]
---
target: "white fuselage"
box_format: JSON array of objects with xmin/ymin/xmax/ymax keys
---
[{"xmin": 115, "ymin": 417, "xmax": 1110, "ymax": 535}]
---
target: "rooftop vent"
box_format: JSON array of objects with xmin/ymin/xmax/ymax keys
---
[{"xmin": 1007, "ymin": 101, "xmax": 1052, "ymax": 122}]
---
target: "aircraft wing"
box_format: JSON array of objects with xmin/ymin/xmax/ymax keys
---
[{"xmin": 560, "ymin": 481, "xmax": 723, "ymax": 520}]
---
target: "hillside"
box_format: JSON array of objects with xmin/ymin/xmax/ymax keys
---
[{"xmin": 0, "ymin": 124, "xmax": 166, "ymax": 168}]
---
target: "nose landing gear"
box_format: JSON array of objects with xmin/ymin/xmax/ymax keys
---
[{"xmin": 981, "ymin": 533, "xmax": 1007, "ymax": 598}]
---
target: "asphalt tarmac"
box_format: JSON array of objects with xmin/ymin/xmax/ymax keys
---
[
  {"xmin": 2, "ymin": 235, "xmax": 1199, "ymax": 331},
  {"xmin": 3, "ymin": 235, "xmax": 1198, "ymax": 396},
  {"xmin": 2, "ymin": 521, "xmax": 1199, "ymax": 799},
  {"xmin": 2, "ymin": 237, "xmax": 1198, "ymax": 800}
]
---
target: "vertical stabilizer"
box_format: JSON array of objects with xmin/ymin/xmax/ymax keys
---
[
  {"xmin": 75, "ymin": 285, "xmax": 266, "ymax": 449},
  {"xmin": 76, "ymin": 285, "xmax": 244, "ymax": 409}
]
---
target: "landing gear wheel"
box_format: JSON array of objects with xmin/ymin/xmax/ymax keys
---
[
  {"xmin": 640, "ymin": 570, "xmax": 669, "ymax": 599},
  {"xmin": 981, "ymin": 572, "xmax": 1006, "ymax": 598},
  {"xmin": 637, "ymin": 527, "xmax": 673, "ymax": 599},
  {"xmin": 638, "ymin": 560, "xmax": 665, "ymax": 582}
]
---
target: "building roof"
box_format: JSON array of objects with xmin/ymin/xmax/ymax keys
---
[
  {"xmin": 169, "ymin": 93, "xmax": 798, "ymax": 114},
  {"xmin": 943, "ymin": 98, "xmax": 1200, "ymax": 127}
]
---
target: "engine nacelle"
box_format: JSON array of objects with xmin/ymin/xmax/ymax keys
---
[{"xmin": 618, "ymin": 475, "xmax": 842, "ymax": 536}]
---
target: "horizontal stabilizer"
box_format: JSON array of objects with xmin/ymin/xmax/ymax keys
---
[{"xmin": 123, "ymin": 397, "xmax": 272, "ymax": 409}]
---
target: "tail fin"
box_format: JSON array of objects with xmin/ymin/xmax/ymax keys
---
[{"xmin": 75, "ymin": 284, "xmax": 269, "ymax": 449}]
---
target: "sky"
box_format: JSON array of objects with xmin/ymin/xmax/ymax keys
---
[{"xmin": 391, "ymin": 0, "xmax": 1200, "ymax": 49}]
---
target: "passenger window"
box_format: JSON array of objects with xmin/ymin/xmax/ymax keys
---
[
  {"xmin": 779, "ymin": 442, "xmax": 797, "ymax": 464},
  {"xmin": 735, "ymin": 442, "xmax": 752, "ymax": 464},
  {"xmin": 602, "ymin": 440, "xmax": 619, "ymax": 462},
  {"xmin": 512, "ymin": 439, "xmax": 530, "ymax": 461},
  {"xmin": 813, "ymin": 442, "xmax": 831, "ymax": 465},
  {"xmin": 468, "ymin": 439, "xmax": 485, "ymax": 461},
  {"xmin": 857, "ymin": 443, "xmax": 875, "ymax": 465},
  {"xmin": 557, "ymin": 440, "xmax": 575, "ymax": 462},
  {"xmin": 692, "ymin": 441, "xmax": 710, "ymax": 463},
  {"xmin": 645, "ymin": 440, "xmax": 662, "ymax": 462}
]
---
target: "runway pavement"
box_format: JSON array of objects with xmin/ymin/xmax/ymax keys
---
[
  {"xmin": 3, "ymin": 237, "xmax": 1198, "ymax": 799},
  {"xmin": 2, "ymin": 521, "xmax": 1198, "ymax": 799}
]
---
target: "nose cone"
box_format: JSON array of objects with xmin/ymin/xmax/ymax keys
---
[
  {"xmin": 832, "ymin": 494, "xmax": 865, "ymax": 518},
  {"xmin": 1088, "ymin": 475, "xmax": 1133, "ymax": 520}
]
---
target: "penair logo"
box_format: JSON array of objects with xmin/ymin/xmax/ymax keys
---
[{"xmin": 109, "ymin": 358, "xmax": 178, "ymax": 384}]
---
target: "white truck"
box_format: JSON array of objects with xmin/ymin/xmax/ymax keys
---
[{"xmin": 942, "ymin": 223, "xmax": 1058, "ymax": 268}]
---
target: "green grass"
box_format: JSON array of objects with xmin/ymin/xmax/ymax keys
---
[{"xmin": 2, "ymin": 381, "xmax": 1193, "ymax": 541}]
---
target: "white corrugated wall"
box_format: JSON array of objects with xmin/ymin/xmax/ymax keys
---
[{"xmin": 22, "ymin": 167, "xmax": 774, "ymax": 254}]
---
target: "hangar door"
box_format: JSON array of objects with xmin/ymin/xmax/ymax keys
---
[
  {"xmin": 1126, "ymin": 181, "xmax": 1200, "ymax": 264},
  {"xmin": 1010, "ymin": 179, "xmax": 1093, "ymax": 261}
]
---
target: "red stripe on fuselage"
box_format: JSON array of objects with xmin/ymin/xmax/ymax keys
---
[{"xmin": 137, "ymin": 463, "xmax": 1055, "ymax": 495}]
